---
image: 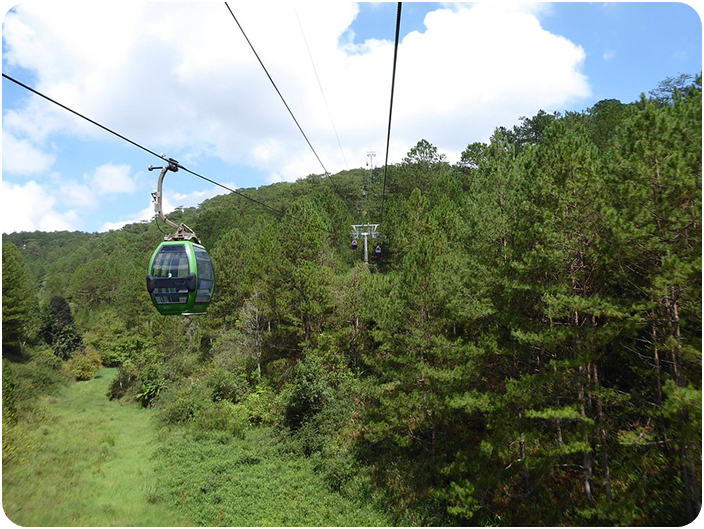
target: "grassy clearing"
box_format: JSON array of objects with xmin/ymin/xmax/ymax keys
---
[
  {"xmin": 155, "ymin": 427, "xmax": 391, "ymax": 526},
  {"xmin": 3, "ymin": 367, "xmax": 391, "ymax": 527},
  {"xmin": 2, "ymin": 367, "xmax": 186, "ymax": 526}
]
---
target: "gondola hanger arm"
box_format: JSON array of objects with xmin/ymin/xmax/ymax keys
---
[{"xmin": 149, "ymin": 155, "xmax": 200, "ymax": 242}]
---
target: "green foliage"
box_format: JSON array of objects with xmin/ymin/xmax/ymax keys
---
[
  {"xmin": 66, "ymin": 346, "xmax": 103, "ymax": 381},
  {"xmin": 154, "ymin": 427, "xmax": 390, "ymax": 526},
  {"xmin": 135, "ymin": 366, "xmax": 167, "ymax": 408},
  {"xmin": 2, "ymin": 74, "xmax": 700, "ymax": 526},
  {"xmin": 240, "ymin": 385, "xmax": 281, "ymax": 426},
  {"xmin": 2, "ymin": 359, "xmax": 17, "ymax": 416},
  {"xmin": 2, "ymin": 242, "xmax": 36, "ymax": 356},
  {"xmin": 192, "ymin": 400, "xmax": 249, "ymax": 439},
  {"xmin": 3, "ymin": 347, "xmax": 71, "ymax": 409},
  {"xmin": 209, "ymin": 367, "xmax": 249, "ymax": 403},
  {"xmin": 107, "ymin": 360, "xmax": 138, "ymax": 400},
  {"xmin": 40, "ymin": 296, "xmax": 83, "ymax": 360},
  {"xmin": 2, "ymin": 367, "xmax": 187, "ymax": 526},
  {"xmin": 2, "ymin": 347, "xmax": 71, "ymax": 468},
  {"xmin": 283, "ymin": 355, "xmax": 330, "ymax": 430}
]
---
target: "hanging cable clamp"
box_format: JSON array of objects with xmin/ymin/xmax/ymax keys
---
[
  {"xmin": 149, "ymin": 155, "xmax": 180, "ymax": 173},
  {"xmin": 162, "ymin": 154, "xmax": 180, "ymax": 172},
  {"xmin": 148, "ymin": 155, "xmax": 199, "ymax": 243}
]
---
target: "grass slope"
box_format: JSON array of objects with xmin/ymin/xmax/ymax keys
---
[
  {"xmin": 3, "ymin": 367, "xmax": 391, "ymax": 527},
  {"xmin": 155, "ymin": 427, "xmax": 391, "ymax": 526},
  {"xmin": 2, "ymin": 368, "xmax": 186, "ymax": 526}
]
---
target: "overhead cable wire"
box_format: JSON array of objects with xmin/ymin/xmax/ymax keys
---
[
  {"xmin": 224, "ymin": 2, "xmax": 331, "ymax": 178},
  {"xmin": 380, "ymin": 2, "xmax": 402, "ymax": 224},
  {"xmin": 1, "ymin": 72, "xmax": 283, "ymax": 216},
  {"xmin": 293, "ymin": 3, "xmax": 349, "ymax": 171}
]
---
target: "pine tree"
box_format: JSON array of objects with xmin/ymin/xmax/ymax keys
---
[
  {"xmin": 605, "ymin": 84, "xmax": 702, "ymax": 523},
  {"xmin": 2, "ymin": 242, "xmax": 35, "ymax": 356},
  {"xmin": 40, "ymin": 296, "xmax": 83, "ymax": 360}
]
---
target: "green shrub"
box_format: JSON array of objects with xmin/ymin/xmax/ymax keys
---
[
  {"xmin": 30, "ymin": 346, "xmax": 65, "ymax": 371},
  {"xmin": 283, "ymin": 356, "xmax": 330, "ymax": 430},
  {"xmin": 161, "ymin": 351, "xmax": 200, "ymax": 381},
  {"xmin": 209, "ymin": 367, "xmax": 249, "ymax": 403},
  {"xmin": 66, "ymin": 346, "xmax": 103, "ymax": 381},
  {"xmin": 192, "ymin": 400, "xmax": 248, "ymax": 439},
  {"xmin": 5, "ymin": 347, "xmax": 71, "ymax": 408},
  {"xmin": 135, "ymin": 366, "xmax": 167, "ymax": 408},
  {"xmin": 263, "ymin": 358, "xmax": 294, "ymax": 389},
  {"xmin": 2, "ymin": 361, "xmax": 17, "ymax": 416},
  {"xmin": 242, "ymin": 385, "xmax": 281, "ymax": 426},
  {"xmin": 157, "ymin": 381, "xmax": 208, "ymax": 425},
  {"xmin": 2, "ymin": 347, "xmax": 71, "ymax": 465},
  {"xmin": 40, "ymin": 296, "xmax": 82, "ymax": 360},
  {"xmin": 107, "ymin": 360, "xmax": 138, "ymax": 400},
  {"xmin": 100, "ymin": 335, "xmax": 154, "ymax": 367}
]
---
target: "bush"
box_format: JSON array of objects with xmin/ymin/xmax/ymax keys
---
[
  {"xmin": 135, "ymin": 366, "xmax": 167, "ymax": 408},
  {"xmin": 100, "ymin": 335, "xmax": 153, "ymax": 367},
  {"xmin": 283, "ymin": 355, "xmax": 330, "ymax": 430},
  {"xmin": 241, "ymin": 385, "xmax": 281, "ymax": 426},
  {"xmin": 2, "ymin": 361, "xmax": 17, "ymax": 416},
  {"xmin": 192, "ymin": 400, "xmax": 248, "ymax": 439},
  {"xmin": 161, "ymin": 351, "xmax": 200, "ymax": 382},
  {"xmin": 2, "ymin": 346, "xmax": 71, "ymax": 465},
  {"xmin": 263, "ymin": 358, "xmax": 294, "ymax": 389},
  {"xmin": 108, "ymin": 360, "xmax": 139, "ymax": 400},
  {"xmin": 209, "ymin": 367, "xmax": 249, "ymax": 403},
  {"xmin": 157, "ymin": 380, "xmax": 209, "ymax": 425},
  {"xmin": 4, "ymin": 347, "xmax": 71, "ymax": 408},
  {"xmin": 40, "ymin": 296, "xmax": 82, "ymax": 360},
  {"xmin": 66, "ymin": 346, "xmax": 103, "ymax": 381}
]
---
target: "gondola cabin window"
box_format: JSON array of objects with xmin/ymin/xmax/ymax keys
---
[
  {"xmin": 151, "ymin": 244, "xmax": 190, "ymax": 304},
  {"xmin": 194, "ymin": 245, "xmax": 215, "ymax": 303}
]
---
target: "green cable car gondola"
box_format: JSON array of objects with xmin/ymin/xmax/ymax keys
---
[
  {"xmin": 147, "ymin": 240, "xmax": 215, "ymax": 316},
  {"xmin": 145, "ymin": 157, "xmax": 215, "ymax": 316}
]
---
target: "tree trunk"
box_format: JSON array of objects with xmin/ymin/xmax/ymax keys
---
[
  {"xmin": 578, "ymin": 364, "xmax": 595, "ymax": 506},
  {"xmin": 650, "ymin": 306, "xmax": 663, "ymax": 403},
  {"xmin": 669, "ymin": 288, "xmax": 685, "ymax": 386},
  {"xmin": 593, "ymin": 363, "xmax": 612, "ymax": 500}
]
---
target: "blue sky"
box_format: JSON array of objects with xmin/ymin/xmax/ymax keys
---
[{"xmin": 2, "ymin": 2, "xmax": 701, "ymax": 234}]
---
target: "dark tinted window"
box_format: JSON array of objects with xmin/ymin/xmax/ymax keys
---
[
  {"xmin": 151, "ymin": 245, "xmax": 190, "ymax": 304},
  {"xmin": 194, "ymin": 246, "xmax": 215, "ymax": 303}
]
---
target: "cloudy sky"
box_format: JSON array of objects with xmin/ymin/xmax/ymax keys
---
[{"xmin": 2, "ymin": 1, "xmax": 701, "ymax": 233}]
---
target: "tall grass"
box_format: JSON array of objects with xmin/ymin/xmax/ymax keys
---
[
  {"xmin": 3, "ymin": 365, "xmax": 390, "ymax": 526},
  {"xmin": 154, "ymin": 426, "xmax": 391, "ymax": 526},
  {"xmin": 2, "ymin": 368, "xmax": 186, "ymax": 526}
]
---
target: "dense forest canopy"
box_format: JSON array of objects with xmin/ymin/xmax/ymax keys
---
[{"xmin": 3, "ymin": 74, "xmax": 702, "ymax": 526}]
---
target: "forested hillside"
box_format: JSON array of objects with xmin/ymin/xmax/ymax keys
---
[{"xmin": 3, "ymin": 76, "xmax": 701, "ymax": 526}]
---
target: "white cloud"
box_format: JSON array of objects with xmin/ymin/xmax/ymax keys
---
[
  {"xmin": 38, "ymin": 210, "xmax": 80, "ymax": 232},
  {"xmin": 2, "ymin": 131, "xmax": 56, "ymax": 175},
  {"xmin": 603, "ymin": 49, "xmax": 616, "ymax": 61},
  {"xmin": 57, "ymin": 180, "xmax": 95, "ymax": 209},
  {"xmin": 100, "ymin": 203, "xmax": 154, "ymax": 233},
  {"xmin": 167, "ymin": 182, "xmax": 237, "ymax": 210},
  {"xmin": 1, "ymin": 180, "xmax": 80, "ymax": 233},
  {"xmin": 44, "ymin": 163, "xmax": 138, "ymax": 217},
  {"xmin": 3, "ymin": 2, "xmax": 591, "ymax": 186},
  {"xmin": 0, "ymin": 161, "xmax": 141, "ymax": 232},
  {"xmin": 86, "ymin": 163, "xmax": 137, "ymax": 195},
  {"xmin": 99, "ymin": 182, "xmax": 237, "ymax": 232}
]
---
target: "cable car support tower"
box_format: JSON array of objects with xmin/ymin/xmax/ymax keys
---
[{"xmin": 351, "ymin": 223, "xmax": 380, "ymax": 264}]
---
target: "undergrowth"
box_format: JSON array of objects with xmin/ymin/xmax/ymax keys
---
[{"xmin": 154, "ymin": 426, "xmax": 391, "ymax": 526}]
